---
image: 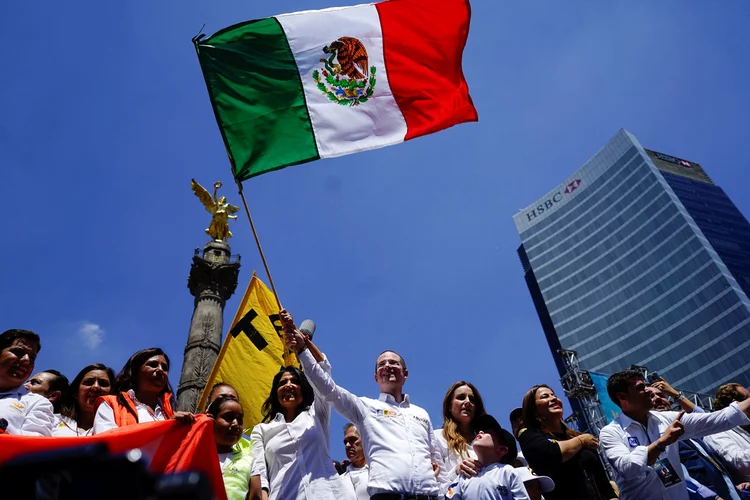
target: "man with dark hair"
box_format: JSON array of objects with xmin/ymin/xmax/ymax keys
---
[
  {"xmin": 599, "ymin": 369, "xmax": 750, "ymax": 499},
  {"xmin": 647, "ymin": 383, "xmax": 746, "ymax": 500},
  {"xmin": 25, "ymin": 369, "xmax": 69, "ymax": 413},
  {"xmin": 0, "ymin": 329, "xmax": 55, "ymax": 435}
]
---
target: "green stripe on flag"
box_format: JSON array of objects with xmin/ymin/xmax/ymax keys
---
[{"xmin": 196, "ymin": 18, "xmax": 319, "ymax": 181}]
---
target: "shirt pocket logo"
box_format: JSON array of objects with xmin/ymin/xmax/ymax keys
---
[
  {"xmin": 375, "ymin": 409, "xmax": 398, "ymax": 417},
  {"xmin": 628, "ymin": 437, "xmax": 640, "ymax": 447}
]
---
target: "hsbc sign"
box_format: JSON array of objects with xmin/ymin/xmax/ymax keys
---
[
  {"xmin": 654, "ymin": 151, "xmax": 692, "ymax": 167},
  {"xmin": 526, "ymin": 179, "xmax": 582, "ymax": 222}
]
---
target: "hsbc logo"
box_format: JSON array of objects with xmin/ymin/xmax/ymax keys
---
[
  {"xmin": 564, "ymin": 179, "xmax": 581, "ymax": 194},
  {"xmin": 526, "ymin": 179, "xmax": 582, "ymax": 222},
  {"xmin": 654, "ymin": 151, "xmax": 692, "ymax": 168}
]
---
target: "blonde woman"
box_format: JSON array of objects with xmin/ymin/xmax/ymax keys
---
[{"xmin": 435, "ymin": 381, "xmax": 487, "ymax": 495}]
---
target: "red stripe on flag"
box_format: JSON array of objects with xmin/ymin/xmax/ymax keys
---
[
  {"xmin": 376, "ymin": 0, "xmax": 478, "ymax": 141},
  {"xmin": 0, "ymin": 416, "xmax": 227, "ymax": 500}
]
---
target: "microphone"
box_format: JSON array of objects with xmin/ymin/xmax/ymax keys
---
[
  {"xmin": 299, "ymin": 319, "xmax": 316, "ymax": 341},
  {"xmin": 0, "ymin": 418, "xmax": 8, "ymax": 434}
]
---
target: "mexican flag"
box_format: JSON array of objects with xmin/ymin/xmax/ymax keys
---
[{"xmin": 196, "ymin": 0, "xmax": 477, "ymax": 181}]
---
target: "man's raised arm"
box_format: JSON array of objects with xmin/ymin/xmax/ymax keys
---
[{"xmin": 681, "ymin": 400, "xmax": 750, "ymax": 440}]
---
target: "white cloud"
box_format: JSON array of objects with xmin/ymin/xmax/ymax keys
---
[{"xmin": 79, "ymin": 322, "xmax": 104, "ymax": 350}]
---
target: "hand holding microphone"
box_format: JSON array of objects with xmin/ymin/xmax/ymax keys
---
[{"xmin": 280, "ymin": 309, "xmax": 317, "ymax": 354}]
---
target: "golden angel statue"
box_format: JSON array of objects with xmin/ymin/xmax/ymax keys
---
[{"xmin": 191, "ymin": 179, "xmax": 240, "ymax": 241}]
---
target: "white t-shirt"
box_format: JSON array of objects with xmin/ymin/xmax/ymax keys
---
[
  {"xmin": 435, "ymin": 428, "xmax": 478, "ymax": 496},
  {"xmin": 704, "ymin": 426, "xmax": 750, "ymax": 481},
  {"xmin": 447, "ymin": 463, "xmax": 530, "ymax": 500},
  {"xmin": 0, "ymin": 386, "xmax": 55, "ymax": 436},
  {"xmin": 343, "ymin": 463, "xmax": 370, "ymax": 500}
]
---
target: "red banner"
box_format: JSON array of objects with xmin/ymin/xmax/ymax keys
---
[{"xmin": 0, "ymin": 415, "xmax": 226, "ymax": 500}]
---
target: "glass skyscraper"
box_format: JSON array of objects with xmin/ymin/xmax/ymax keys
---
[{"xmin": 514, "ymin": 129, "xmax": 750, "ymax": 395}]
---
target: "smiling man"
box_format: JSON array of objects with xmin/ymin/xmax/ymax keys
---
[
  {"xmin": 25, "ymin": 369, "xmax": 69, "ymax": 413},
  {"xmin": 284, "ymin": 315, "xmax": 440, "ymax": 500},
  {"xmin": 0, "ymin": 329, "xmax": 55, "ymax": 435},
  {"xmin": 600, "ymin": 369, "xmax": 750, "ymax": 500}
]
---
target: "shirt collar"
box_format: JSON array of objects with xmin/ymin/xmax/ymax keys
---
[
  {"xmin": 378, "ymin": 392, "xmax": 410, "ymax": 405},
  {"xmin": 618, "ymin": 410, "xmax": 656, "ymax": 432},
  {"xmin": 127, "ymin": 389, "xmax": 163, "ymax": 411}
]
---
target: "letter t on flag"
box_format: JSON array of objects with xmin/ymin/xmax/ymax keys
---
[{"xmin": 198, "ymin": 275, "xmax": 298, "ymax": 432}]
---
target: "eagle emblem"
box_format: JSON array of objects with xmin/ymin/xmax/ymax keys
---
[{"xmin": 312, "ymin": 36, "xmax": 376, "ymax": 106}]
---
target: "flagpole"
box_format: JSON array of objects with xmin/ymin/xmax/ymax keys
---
[{"xmin": 235, "ymin": 179, "xmax": 282, "ymax": 310}]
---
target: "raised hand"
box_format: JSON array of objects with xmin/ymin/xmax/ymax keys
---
[
  {"xmin": 279, "ymin": 309, "xmax": 296, "ymax": 333},
  {"xmin": 661, "ymin": 410, "xmax": 685, "ymax": 445},
  {"xmin": 652, "ymin": 379, "xmax": 680, "ymax": 399}
]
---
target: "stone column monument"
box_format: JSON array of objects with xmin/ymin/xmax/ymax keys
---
[{"xmin": 176, "ymin": 180, "xmax": 241, "ymax": 412}]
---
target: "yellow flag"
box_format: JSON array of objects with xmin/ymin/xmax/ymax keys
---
[{"xmin": 197, "ymin": 274, "xmax": 298, "ymax": 432}]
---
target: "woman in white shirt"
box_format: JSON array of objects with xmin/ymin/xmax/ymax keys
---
[
  {"xmin": 54, "ymin": 363, "xmax": 115, "ymax": 436},
  {"xmin": 435, "ymin": 381, "xmax": 487, "ymax": 496},
  {"xmin": 249, "ymin": 333, "xmax": 354, "ymax": 500},
  {"xmin": 93, "ymin": 347, "xmax": 192, "ymax": 433}
]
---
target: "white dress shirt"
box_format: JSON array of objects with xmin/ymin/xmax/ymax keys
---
[
  {"xmin": 704, "ymin": 426, "xmax": 750, "ymax": 481},
  {"xmin": 53, "ymin": 414, "xmax": 93, "ymax": 437},
  {"xmin": 92, "ymin": 390, "xmax": 168, "ymax": 434},
  {"xmin": 447, "ymin": 462, "xmax": 530, "ymax": 500},
  {"xmin": 0, "ymin": 386, "xmax": 55, "ymax": 436},
  {"xmin": 600, "ymin": 401, "xmax": 750, "ymax": 500},
  {"xmin": 250, "ymin": 356, "xmax": 354, "ymax": 500},
  {"xmin": 435, "ymin": 428, "xmax": 478, "ymax": 496},
  {"xmin": 299, "ymin": 349, "xmax": 440, "ymax": 497},
  {"xmin": 343, "ymin": 463, "xmax": 370, "ymax": 500}
]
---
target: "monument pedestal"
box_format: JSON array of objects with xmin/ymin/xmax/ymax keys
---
[{"xmin": 176, "ymin": 240, "xmax": 240, "ymax": 412}]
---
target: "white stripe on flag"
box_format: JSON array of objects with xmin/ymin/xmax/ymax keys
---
[{"xmin": 277, "ymin": 4, "xmax": 407, "ymax": 159}]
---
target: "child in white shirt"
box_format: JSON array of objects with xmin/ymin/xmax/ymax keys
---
[{"xmin": 447, "ymin": 414, "xmax": 530, "ymax": 500}]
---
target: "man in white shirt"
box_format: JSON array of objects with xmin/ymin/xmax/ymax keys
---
[
  {"xmin": 703, "ymin": 384, "xmax": 750, "ymax": 483},
  {"xmin": 342, "ymin": 422, "xmax": 370, "ymax": 500},
  {"xmin": 285, "ymin": 320, "xmax": 440, "ymax": 500},
  {"xmin": 0, "ymin": 329, "xmax": 55, "ymax": 436},
  {"xmin": 599, "ymin": 369, "xmax": 750, "ymax": 500}
]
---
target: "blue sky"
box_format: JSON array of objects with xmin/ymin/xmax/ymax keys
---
[{"xmin": 2, "ymin": 0, "xmax": 749, "ymax": 457}]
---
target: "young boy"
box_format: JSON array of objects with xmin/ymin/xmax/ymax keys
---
[{"xmin": 446, "ymin": 414, "xmax": 530, "ymax": 499}]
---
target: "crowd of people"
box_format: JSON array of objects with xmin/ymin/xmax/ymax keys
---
[{"xmin": 1, "ymin": 321, "xmax": 749, "ymax": 500}]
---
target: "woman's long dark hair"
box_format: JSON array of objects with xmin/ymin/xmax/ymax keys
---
[
  {"xmin": 521, "ymin": 384, "xmax": 580, "ymax": 438},
  {"xmin": 114, "ymin": 348, "xmax": 174, "ymax": 407},
  {"xmin": 261, "ymin": 366, "xmax": 314, "ymax": 423},
  {"xmin": 59, "ymin": 363, "xmax": 116, "ymax": 422}
]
